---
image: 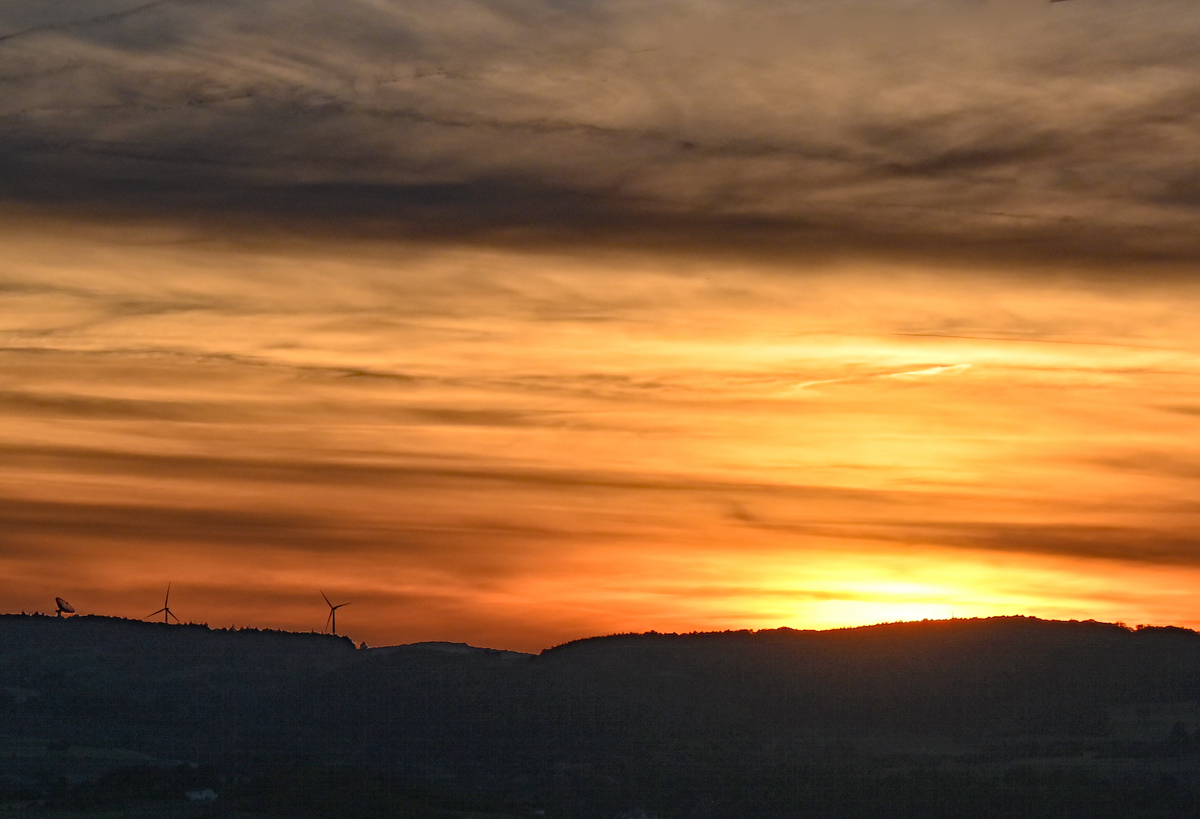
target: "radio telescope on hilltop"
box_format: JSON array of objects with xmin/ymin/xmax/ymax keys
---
[
  {"xmin": 55, "ymin": 598, "xmax": 75, "ymax": 618},
  {"xmin": 145, "ymin": 583, "xmax": 181, "ymax": 624},
  {"xmin": 321, "ymin": 591, "xmax": 351, "ymax": 635}
]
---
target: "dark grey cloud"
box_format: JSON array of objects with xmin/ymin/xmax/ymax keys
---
[
  {"xmin": 0, "ymin": 387, "xmax": 574, "ymax": 427},
  {"xmin": 10, "ymin": 436, "xmax": 1200, "ymax": 568},
  {"xmin": 0, "ymin": 494, "xmax": 585, "ymax": 587},
  {"xmin": 0, "ymin": 441, "xmax": 935, "ymax": 501},
  {"xmin": 0, "ymin": 389, "xmax": 243, "ymax": 421},
  {"xmin": 0, "ymin": 0, "xmax": 174, "ymax": 45},
  {"xmin": 0, "ymin": 495, "xmax": 355, "ymax": 552},
  {"xmin": 730, "ymin": 512, "xmax": 1200, "ymax": 567},
  {"xmin": 0, "ymin": 0, "xmax": 1198, "ymax": 264},
  {"xmin": 1090, "ymin": 451, "xmax": 1200, "ymax": 482},
  {"xmin": 1158, "ymin": 405, "xmax": 1200, "ymax": 418}
]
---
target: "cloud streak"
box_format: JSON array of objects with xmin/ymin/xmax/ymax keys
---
[{"xmin": 0, "ymin": 0, "xmax": 1197, "ymax": 263}]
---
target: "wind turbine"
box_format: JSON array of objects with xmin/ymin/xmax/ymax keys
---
[
  {"xmin": 145, "ymin": 583, "xmax": 181, "ymax": 624},
  {"xmin": 55, "ymin": 598, "xmax": 75, "ymax": 618},
  {"xmin": 321, "ymin": 590, "xmax": 351, "ymax": 635}
]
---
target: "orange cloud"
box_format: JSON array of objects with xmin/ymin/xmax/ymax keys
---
[{"xmin": 2, "ymin": 214, "xmax": 1200, "ymax": 649}]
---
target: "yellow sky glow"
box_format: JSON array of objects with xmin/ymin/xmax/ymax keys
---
[{"xmin": 2, "ymin": 210, "xmax": 1200, "ymax": 650}]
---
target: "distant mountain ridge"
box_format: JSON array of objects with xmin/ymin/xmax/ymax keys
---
[
  {"xmin": 5, "ymin": 614, "xmax": 1200, "ymax": 818},
  {"xmin": 367, "ymin": 640, "xmax": 533, "ymax": 661}
]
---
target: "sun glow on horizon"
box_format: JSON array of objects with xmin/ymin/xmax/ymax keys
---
[{"xmin": 2, "ymin": 215, "xmax": 1200, "ymax": 650}]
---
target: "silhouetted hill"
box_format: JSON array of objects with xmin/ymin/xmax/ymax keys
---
[{"xmin": 4, "ymin": 614, "xmax": 1200, "ymax": 818}]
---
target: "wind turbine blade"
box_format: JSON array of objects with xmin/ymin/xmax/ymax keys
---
[
  {"xmin": 145, "ymin": 608, "xmax": 167, "ymax": 619},
  {"xmin": 334, "ymin": 602, "xmax": 351, "ymax": 610},
  {"xmin": 165, "ymin": 582, "xmax": 171, "ymax": 607},
  {"xmin": 324, "ymin": 611, "xmax": 333, "ymax": 632},
  {"xmin": 320, "ymin": 590, "xmax": 333, "ymax": 608},
  {"xmin": 168, "ymin": 610, "xmax": 181, "ymax": 624}
]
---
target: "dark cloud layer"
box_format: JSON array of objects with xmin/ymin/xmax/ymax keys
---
[
  {"xmin": 1, "ymin": 0, "xmax": 1199, "ymax": 263},
  {"xmin": 7, "ymin": 436, "xmax": 1200, "ymax": 568},
  {"xmin": 736, "ymin": 512, "xmax": 1200, "ymax": 567}
]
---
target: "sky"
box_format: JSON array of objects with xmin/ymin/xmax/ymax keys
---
[{"xmin": 2, "ymin": 0, "xmax": 1200, "ymax": 651}]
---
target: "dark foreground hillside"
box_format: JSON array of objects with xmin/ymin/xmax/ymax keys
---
[{"xmin": 3, "ymin": 615, "xmax": 1200, "ymax": 818}]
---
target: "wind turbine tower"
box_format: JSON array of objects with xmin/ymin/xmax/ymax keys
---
[
  {"xmin": 321, "ymin": 590, "xmax": 351, "ymax": 635},
  {"xmin": 145, "ymin": 583, "xmax": 181, "ymax": 624}
]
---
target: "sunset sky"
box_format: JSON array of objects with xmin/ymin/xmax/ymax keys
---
[{"xmin": 3, "ymin": 0, "xmax": 1200, "ymax": 651}]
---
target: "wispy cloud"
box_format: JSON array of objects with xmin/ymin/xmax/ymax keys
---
[
  {"xmin": 888, "ymin": 363, "xmax": 972, "ymax": 379},
  {"xmin": 0, "ymin": 0, "xmax": 1198, "ymax": 263}
]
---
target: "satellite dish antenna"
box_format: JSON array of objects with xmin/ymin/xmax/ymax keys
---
[
  {"xmin": 145, "ymin": 583, "xmax": 181, "ymax": 624},
  {"xmin": 55, "ymin": 598, "xmax": 75, "ymax": 618},
  {"xmin": 320, "ymin": 590, "xmax": 351, "ymax": 635}
]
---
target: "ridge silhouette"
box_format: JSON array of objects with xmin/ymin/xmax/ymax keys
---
[{"xmin": 3, "ymin": 614, "xmax": 1200, "ymax": 818}]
